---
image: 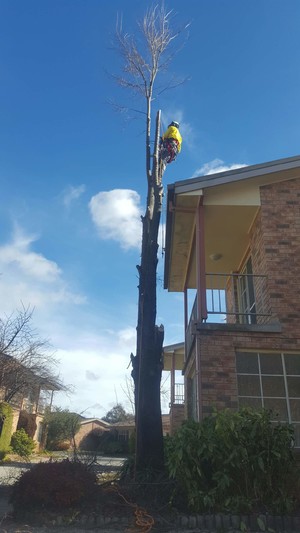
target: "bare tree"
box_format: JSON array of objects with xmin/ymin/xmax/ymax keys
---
[
  {"xmin": 112, "ymin": 5, "xmax": 189, "ymax": 474},
  {"xmin": 121, "ymin": 373, "xmax": 171, "ymax": 417},
  {"xmin": 0, "ymin": 306, "xmax": 64, "ymax": 406}
]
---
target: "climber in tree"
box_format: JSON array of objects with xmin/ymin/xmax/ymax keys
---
[{"xmin": 160, "ymin": 121, "xmax": 182, "ymax": 169}]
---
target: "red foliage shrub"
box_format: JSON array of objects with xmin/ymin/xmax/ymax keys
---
[{"xmin": 10, "ymin": 459, "xmax": 97, "ymax": 513}]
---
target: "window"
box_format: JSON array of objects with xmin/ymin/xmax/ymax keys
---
[
  {"xmin": 117, "ymin": 429, "xmax": 129, "ymax": 442},
  {"xmin": 236, "ymin": 351, "xmax": 300, "ymax": 447}
]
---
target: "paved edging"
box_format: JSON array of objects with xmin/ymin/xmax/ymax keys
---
[{"xmin": 20, "ymin": 511, "xmax": 300, "ymax": 532}]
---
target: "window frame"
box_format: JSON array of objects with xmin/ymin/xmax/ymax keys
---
[{"xmin": 236, "ymin": 351, "xmax": 300, "ymax": 447}]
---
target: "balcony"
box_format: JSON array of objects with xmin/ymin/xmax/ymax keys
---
[
  {"xmin": 186, "ymin": 272, "xmax": 272, "ymax": 356},
  {"xmin": 171, "ymin": 383, "xmax": 184, "ymax": 406},
  {"xmin": 169, "ymin": 383, "xmax": 185, "ymax": 435}
]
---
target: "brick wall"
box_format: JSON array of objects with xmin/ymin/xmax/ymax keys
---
[
  {"xmin": 170, "ymin": 404, "xmax": 185, "ymax": 434},
  {"xmin": 198, "ymin": 327, "xmax": 295, "ymax": 416},
  {"xmin": 259, "ymin": 177, "xmax": 300, "ymax": 336},
  {"xmin": 74, "ymin": 421, "xmax": 108, "ymax": 448}
]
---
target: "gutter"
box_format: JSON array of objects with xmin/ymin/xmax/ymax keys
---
[{"xmin": 174, "ymin": 153, "xmax": 300, "ymax": 195}]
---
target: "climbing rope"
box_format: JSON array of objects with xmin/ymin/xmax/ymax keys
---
[{"xmin": 105, "ymin": 484, "xmax": 155, "ymax": 533}]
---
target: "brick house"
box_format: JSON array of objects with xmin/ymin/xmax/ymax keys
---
[
  {"xmin": 74, "ymin": 418, "xmax": 111, "ymax": 449},
  {"xmin": 164, "ymin": 154, "xmax": 300, "ymax": 444},
  {"xmin": 0, "ymin": 352, "xmax": 62, "ymax": 449},
  {"xmin": 75, "ymin": 415, "xmax": 171, "ymax": 450}
]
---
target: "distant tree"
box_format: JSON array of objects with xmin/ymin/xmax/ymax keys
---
[
  {"xmin": 102, "ymin": 403, "xmax": 134, "ymax": 424},
  {"xmin": 0, "ymin": 306, "xmax": 64, "ymax": 404},
  {"xmin": 112, "ymin": 4, "xmax": 189, "ymax": 474},
  {"xmin": 45, "ymin": 408, "xmax": 81, "ymax": 450}
]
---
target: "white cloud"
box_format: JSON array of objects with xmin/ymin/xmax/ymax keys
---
[
  {"xmin": 0, "ymin": 226, "xmax": 84, "ymax": 313},
  {"xmin": 54, "ymin": 337, "xmax": 136, "ymax": 417},
  {"xmin": 89, "ymin": 189, "xmax": 142, "ymax": 250},
  {"xmin": 0, "ymin": 226, "xmax": 60, "ymax": 282},
  {"xmin": 63, "ymin": 184, "xmax": 86, "ymax": 208},
  {"xmin": 117, "ymin": 327, "xmax": 136, "ymax": 348},
  {"xmin": 86, "ymin": 370, "xmax": 100, "ymax": 381},
  {"xmin": 193, "ymin": 158, "xmax": 247, "ymax": 177}
]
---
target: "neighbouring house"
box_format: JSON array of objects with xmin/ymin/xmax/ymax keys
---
[
  {"xmin": 74, "ymin": 418, "xmax": 111, "ymax": 450},
  {"xmin": 0, "ymin": 352, "xmax": 62, "ymax": 449},
  {"xmin": 164, "ymin": 154, "xmax": 300, "ymax": 444},
  {"xmin": 75, "ymin": 414, "xmax": 171, "ymax": 451}
]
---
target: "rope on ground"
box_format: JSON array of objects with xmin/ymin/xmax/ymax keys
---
[{"xmin": 105, "ymin": 484, "xmax": 154, "ymax": 533}]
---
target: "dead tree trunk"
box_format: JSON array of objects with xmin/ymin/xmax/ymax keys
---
[{"xmin": 132, "ymin": 109, "xmax": 164, "ymax": 473}]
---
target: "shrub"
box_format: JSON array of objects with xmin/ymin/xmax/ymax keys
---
[
  {"xmin": 45, "ymin": 409, "xmax": 80, "ymax": 450},
  {"xmin": 166, "ymin": 408, "xmax": 297, "ymax": 514},
  {"xmin": 10, "ymin": 428, "xmax": 35, "ymax": 458},
  {"xmin": 10, "ymin": 459, "xmax": 97, "ymax": 514},
  {"xmin": 0, "ymin": 402, "xmax": 13, "ymax": 457},
  {"xmin": 52, "ymin": 440, "xmax": 71, "ymax": 451}
]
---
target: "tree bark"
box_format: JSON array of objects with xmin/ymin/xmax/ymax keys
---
[{"xmin": 133, "ymin": 110, "xmax": 164, "ymax": 473}]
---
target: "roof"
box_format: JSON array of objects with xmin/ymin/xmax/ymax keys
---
[
  {"xmin": 163, "ymin": 342, "xmax": 184, "ymax": 353},
  {"xmin": 80, "ymin": 418, "xmax": 111, "ymax": 427},
  {"xmin": 168, "ymin": 153, "xmax": 300, "ymax": 195},
  {"xmin": 111, "ymin": 419, "xmax": 135, "ymax": 428},
  {"xmin": 0, "ymin": 352, "xmax": 64, "ymax": 391},
  {"xmin": 163, "ymin": 343, "xmax": 184, "ymax": 371}
]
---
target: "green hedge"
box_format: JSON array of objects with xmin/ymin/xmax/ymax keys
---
[
  {"xmin": 166, "ymin": 408, "xmax": 298, "ymax": 514},
  {"xmin": 0, "ymin": 402, "xmax": 13, "ymax": 458}
]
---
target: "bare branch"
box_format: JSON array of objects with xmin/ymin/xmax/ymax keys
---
[
  {"xmin": 0, "ymin": 307, "xmax": 65, "ymax": 405},
  {"xmin": 107, "ymin": 99, "xmax": 146, "ymax": 117},
  {"xmin": 111, "ymin": 4, "xmax": 190, "ymax": 107}
]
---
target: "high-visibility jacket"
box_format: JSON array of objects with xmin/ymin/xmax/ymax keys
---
[{"xmin": 162, "ymin": 126, "xmax": 182, "ymax": 152}]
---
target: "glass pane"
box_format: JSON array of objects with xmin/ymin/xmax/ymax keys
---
[
  {"xmin": 260, "ymin": 353, "xmax": 283, "ymax": 375},
  {"xmin": 264, "ymin": 398, "xmax": 288, "ymax": 421},
  {"xmin": 237, "ymin": 375, "xmax": 260, "ymax": 396},
  {"xmin": 262, "ymin": 376, "xmax": 285, "ymax": 397},
  {"xmin": 238, "ymin": 397, "xmax": 262, "ymax": 409},
  {"xmin": 290, "ymin": 400, "xmax": 300, "ymax": 421},
  {"xmin": 287, "ymin": 377, "xmax": 300, "ymax": 397},
  {"xmin": 293, "ymin": 424, "xmax": 300, "ymax": 448},
  {"xmin": 285, "ymin": 354, "xmax": 300, "ymax": 375},
  {"xmin": 236, "ymin": 352, "xmax": 259, "ymax": 374}
]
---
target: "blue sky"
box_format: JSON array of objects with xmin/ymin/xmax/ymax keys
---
[{"xmin": 1, "ymin": 0, "xmax": 300, "ymax": 417}]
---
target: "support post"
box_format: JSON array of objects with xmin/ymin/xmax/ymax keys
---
[{"xmin": 196, "ymin": 197, "xmax": 207, "ymax": 321}]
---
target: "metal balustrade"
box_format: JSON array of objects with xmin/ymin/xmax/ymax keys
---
[{"xmin": 185, "ymin": 272, "xmax": 271, "ymax": 357}]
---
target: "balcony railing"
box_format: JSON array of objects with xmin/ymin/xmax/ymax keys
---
[
  {"xmin": 206, "ymin": 272, "xmax": 270, "ymax": 321},
  {"xmin": 185, "ymin": 272, "xmax": 271, "ymax": 355},
  {"xmin": 174, "ymin": 383, "xmax": 184, "ymax": 404},
  {"xmin": 170, "ymin": 382, "xmax": 185, "ymax": 407}
]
